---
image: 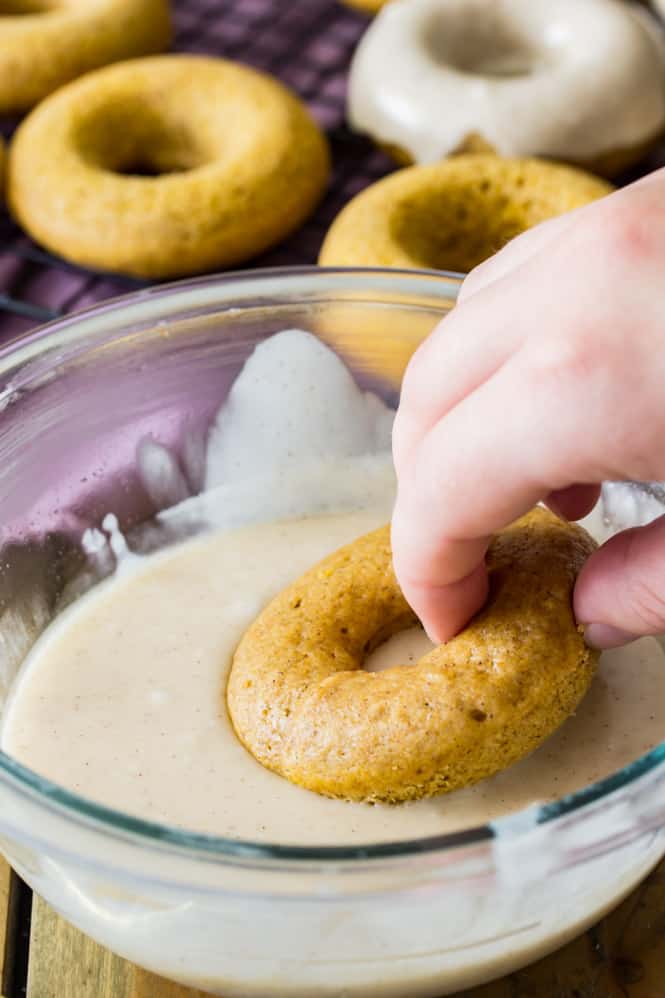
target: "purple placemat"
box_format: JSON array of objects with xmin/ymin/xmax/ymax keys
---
[
  {"xmin": 0, "ymin": 0, "xmax": 394, "ymax": 341},
  {"xmin": 1, "ymin": 0, "xmax": 664, "ymax": 343}
]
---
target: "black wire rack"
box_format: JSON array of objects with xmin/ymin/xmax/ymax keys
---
[{"xmin": 0, "ymin": 0, "xmax": 394, "ymax": 341}]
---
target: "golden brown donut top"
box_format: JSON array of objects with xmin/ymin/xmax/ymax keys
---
[
  {"xmin": 319, "ymin": 154, "xmax": 612, "ymax": 273},
  {"xmin": 0, "ymin": 0, "xmax": 172, "ymax": 113},
  {"xmin": 8, "ymin": 55, "xmax": 330, "ymax": 278}
]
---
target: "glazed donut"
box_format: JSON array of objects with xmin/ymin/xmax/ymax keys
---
[
  {"xmin": 318, "ymin": 155, "xmax": 612, "ymax": 273},
  {"xmin": 348, "ymin": 0, "xmax": 665, "ymax": 175},
  {"xmin": 8, "ymin": 56, "xmax": 330, "ymax": 279},
  {"xmin": 0, "ymin": 0, "xmax": 171, "ymax": 113},
  {"xmin": 227, "ymin": 507, "xmax": 598, "ymax": 804}
]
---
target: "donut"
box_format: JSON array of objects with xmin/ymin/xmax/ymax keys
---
[
  {"xmin": 227, "ymin": 507, "xmax": 598, "ymax": 804},
  {"xmin": 0, "ymin": 0, "xmax": 171, "ymax": 114},
  {"xmin": 347, "ymin": 0, "xmax": 665, "ymax": 176},
  {"xmin": 318, "ymin": 155, "xmax": 612, "ymax": 273},
  {"xmin": 8, "ymin": 56, "xmax": 330, "ymax": 279}
]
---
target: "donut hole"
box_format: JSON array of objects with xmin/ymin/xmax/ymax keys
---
[
  {"xmin": 75, "ymin": 100, "xmax": 214, "ymax": 178},
  {"xmin": 390, "ymin": 176, "xmax": 550, "ymax": 272},
  {"xmin": 422, "ymin": 10, "xmax": 541, "ymax": 78},
  {"xmin": 364, "ymin": 624, "xmax": 434, "ymax": 673},
  {"xmin": 113, "ymin": 160, "xmax": 184, "ymax": 179}
]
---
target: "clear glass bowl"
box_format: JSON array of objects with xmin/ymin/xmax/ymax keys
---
[{"xmin": 0, "ymin": 267, "xmax": 664, "ymax": 998}]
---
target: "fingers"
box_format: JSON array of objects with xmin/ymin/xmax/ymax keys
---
[
  {"xmin": 392, "ymin": 169, "xmax": 665, "ymax": 645},
  {"xmin": 392, "ymin": 353, "xmax": 584, "ymax": 643},
  {"xmin": 394, "ymin": 182, "xmax": 618, "ymax": 474},
  {"xmin": 398, "ymin": 563, "xmax": 489, "ymax": 646},
  {"xmin": 575, "ymin": 514, "xmax": 665, "ymax": 647},
  {"xmin": 393, "ymin": 274, "xmax": 526, "ymax": 474},
  {"xmin": 394, "ymin": 195, "xmax": 603, "ymax": 474}
]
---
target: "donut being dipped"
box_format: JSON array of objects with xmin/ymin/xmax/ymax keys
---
[
  {"xmin": 8, "ymin": 56, "xmax": 330, "ymax": 279},
  {"xmin": 319, "ymin": 155, "xmax": 612, "ymax": 273},
  {"xmin": 0, "ymin": 0, "xmax": 171, "ymax": 113},
  {"xmin": 227, "ymin": 507, "xmax": 599, "ymax": 804},
  {"xmin": 348, "ymin": 0, "xmax": 665, "ymax": 176}
]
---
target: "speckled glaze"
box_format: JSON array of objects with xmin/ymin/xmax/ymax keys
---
[
  {"xmin": 319, "ymin": 154, "xmax": 612, "ymax": 272},
  {"xmin": 0, "ymin": 0, "xmax": 172, "ymax": 113},
  {"xmin": 8, "ymin": 55, "xmax": 331, "ymax": 279}
]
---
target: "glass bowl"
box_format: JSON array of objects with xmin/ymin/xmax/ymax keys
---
[{"xmin": 0, "ymin": 266, "xmax": 663, "ymax": 998}]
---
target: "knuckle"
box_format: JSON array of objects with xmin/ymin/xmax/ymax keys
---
[
  {"xmin": 459, "ymin": 263, "xmax": 489, "ymax": 301},
  {"xmin": 399, "ymin": 337, "xmax": 433, "ymax": 408},
  {"xmin": 527, "ymin": 332, "xmax": 597, "ymax": 392},
  {"xmin": 391, "ymin": 411, "xmax": 415, "ymax": 472},
  {"xmin": 619, "ymin": 528, "xmax": 665, "ymax": 632},
  {"xmin": 398, "ymin": 316, "xmax": 449, "ymax": 413}
]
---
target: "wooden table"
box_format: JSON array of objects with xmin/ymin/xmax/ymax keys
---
[{"xmin": 2, "ymin": 856, "xmax": 665, "ymax": 998}]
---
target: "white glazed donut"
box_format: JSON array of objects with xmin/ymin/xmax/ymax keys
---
[{"xmin": 348, "ymin": 0, "xmax": 665, "ymax": 173}]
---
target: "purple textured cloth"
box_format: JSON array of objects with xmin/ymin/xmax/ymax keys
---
[{"xmin": 0, "ymin": 0, "xmax": 393, "ymax": 340}]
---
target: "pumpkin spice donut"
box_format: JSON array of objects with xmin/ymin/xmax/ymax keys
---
[
  {"xmin": 319, "ymin": 155, "xmax": 612, "ymax": 273},
  {"xmin": 227, "ymin": 507, "xmax": 599, "ymax": 804},
  {"xmin": 0, "ymin": 0, "xmax": 172, "ymax": 113},
  {"xmin": 8, "ymin": 55, "xmax": 330, "ymax": 279}
]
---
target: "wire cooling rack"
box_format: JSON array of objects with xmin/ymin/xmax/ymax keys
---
[
  {"xmin": 2, "ymin": 0, "xmax": 665, "ymax": 343},
  {"xmin": 0, "ymin": 0, "xmax": 394, "ymax": 341}
]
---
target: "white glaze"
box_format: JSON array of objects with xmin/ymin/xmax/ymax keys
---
[{"xmin": 348, "ymin": 0, "xmax": 665, "ymax": 163}]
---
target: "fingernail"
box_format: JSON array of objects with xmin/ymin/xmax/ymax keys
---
[{"xmin": 583, "ymin": 623, "xmax": 639, "ymax": 650}]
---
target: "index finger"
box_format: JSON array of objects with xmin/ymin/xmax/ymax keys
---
[{"xmin": 391, "ymin": 348, "xmax": 600, "ymax": 643}]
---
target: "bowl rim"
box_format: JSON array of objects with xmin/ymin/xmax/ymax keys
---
[
  {"xmin": 0, "ymin": 263, "xmax": 464, "ymax": 376},
  {"xmin": 1, "ymin": 263, "xmax": 664, "ymax": 867}
]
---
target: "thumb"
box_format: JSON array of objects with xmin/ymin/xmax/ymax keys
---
[{"xmin": 574, "ymin": 514, "xmax": 665, "ymax": 648}]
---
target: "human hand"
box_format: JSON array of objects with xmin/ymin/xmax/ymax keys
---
[{"xmin": 391, "ymin": 167, "xmax": 665, "ymax": 649}]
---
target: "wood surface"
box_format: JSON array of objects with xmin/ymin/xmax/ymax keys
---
[
  {"xmin": 1, "ymin": 853, "xmax": 660, "ymax": 998},
  {"xmin": 0, "ymin": 857, "xmax": 13, "ymax": 998}
]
